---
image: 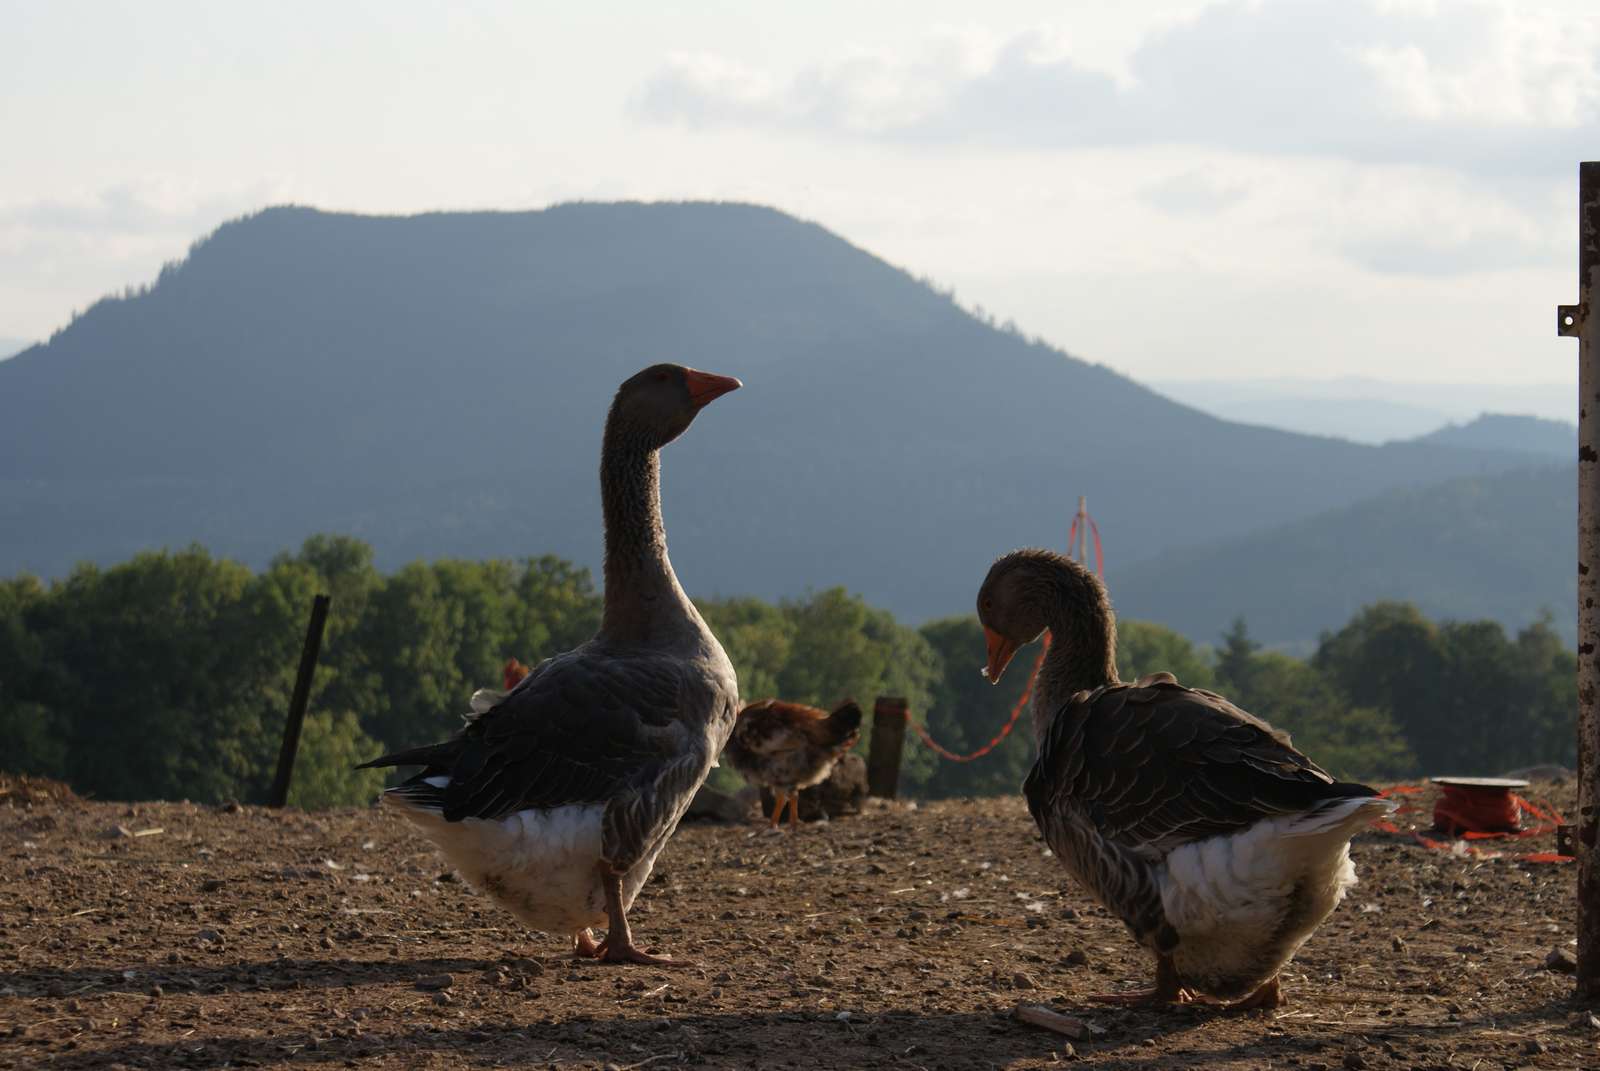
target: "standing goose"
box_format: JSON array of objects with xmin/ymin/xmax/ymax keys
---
[
  {"xmin": 359, "ymin": 364, "xmax": 742, "ymax": 966},
  {"xmin": 977, "ymin": 549, "xmax": 1395, "ymax": 1009}
]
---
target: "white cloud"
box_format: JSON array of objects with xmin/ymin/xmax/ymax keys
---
[
  {"xmin": 632, "ymin": 0, "xmax": 1600, "ymax": 175},
  {"xmin": 0, "ymin": 177, "xmax": 305, "ymax": 337},
  {"xmin": 1140, "ymin": 169, "xmax": 1249, "ymax": 215}
]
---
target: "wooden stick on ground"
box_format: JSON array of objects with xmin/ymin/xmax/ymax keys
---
[{"xmin": 1013, "ymin": 1004, "xmax": 1095, "ymax": 1039}]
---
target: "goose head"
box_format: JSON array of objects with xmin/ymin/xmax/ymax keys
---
[
  {"xmin": 975, "ymin": 551, "xmax": 1056, "ymax": 685},
  {"xmin": 977, "ymin": 547, "xmax": 1114, "ymax": 686},
  {"xmin": 612, "ymin": 363, "xmax": 742, "ymax": 448}
]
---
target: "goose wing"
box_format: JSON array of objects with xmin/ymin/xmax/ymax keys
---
[
  {"xmin": 359, "ymin": 648, "xmax": 699, "ymax": 823},
  {"xmin": 1023, "ymin": 674, "xmax": 1375, "ymax": 853}
]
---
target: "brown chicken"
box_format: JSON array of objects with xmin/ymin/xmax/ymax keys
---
[{"xmin": 723, "ymin": 699, "xmax": 862, "ymax": 829}]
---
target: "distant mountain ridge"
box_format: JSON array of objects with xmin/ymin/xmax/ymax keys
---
[
  {"xmin": 0, "ymin": 203, "xmax": 1569, "ymax": 641},
  {"xmin": 1157, "ymin": 376, "xmax": 1574, "ymax": 444},
  {"xmin": 1114, "ymin": 463, "xmax": 1575, "ymax": 648},
  {"xmin": 1408, "ymin": 413, "xmax": 1574, "ymax": 458}
]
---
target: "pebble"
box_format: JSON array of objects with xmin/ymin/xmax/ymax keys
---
[
  {"xmin": 1012, "ymin": 972, "xmax": 1036, "ymax": 990},
  {"xmin": 1063, "ymin": 949, "xmax": 1089, "ymax": 967},
  {"xmin": 415, "ymin": 973, "xmax": 454, "ymax": 991},
  {"xmin": 1545, "ymin": 948, "xmax": 1577, "ymax": 973}
]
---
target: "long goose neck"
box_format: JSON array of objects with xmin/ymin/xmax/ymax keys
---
[
  {"xmin": 1031, "ymin": 566, "xmax": 1120, "ymax": 743},
  {"xmin": 598, "ymin": 417, "xmax": 687, "ymax": 644}
]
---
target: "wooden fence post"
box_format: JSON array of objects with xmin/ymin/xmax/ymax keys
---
[
  {"xmin": 867, "ymin": 696, "xmax": 909, "ymax": 799},
  {"xmin": 267, "ymin": 594, "xmax": 331, "ymax": 808}
]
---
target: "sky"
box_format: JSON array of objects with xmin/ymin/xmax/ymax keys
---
[{"xmin": 3, "ymin": 0, "xmax": 1597, "ymax": 393}]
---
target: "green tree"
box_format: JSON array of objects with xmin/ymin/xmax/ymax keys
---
[
  {"xmin": 1511, "ymin": 613, "xmax": 1577, "ymax": 768},
  {"xmin": 1241, "ymin": 652, "xmax": 1415, "ymax": 781},
  {"xmin": 697, "ymin": 596, "xmax": 794, "ymax": 702},
  {"xmin": 1314, "ymin": 602, "xmax": 1448, "ymax": 768},
  {"xmin": 0, "ymin": 574, "xmax": 63, "ymax": 778},
  {"xmin": 1213, "ymin": 617, "xmax": 1258, "ymax": 696},
  {"xmin": 286, "ymin": 710, "xmax": 388, "ymax": 810},
  {"xmin": 1118, "ymin": 619, "xmax": 1216, "ymax": 689},
  {"xmin": 915, "ymin": 615, "xmax": 1035, "ymax": 798}
]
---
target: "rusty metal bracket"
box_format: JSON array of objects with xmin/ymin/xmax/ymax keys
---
[{"xmin": 1560, "ymin": 304, "xmax": 1586, "ymax": 338}]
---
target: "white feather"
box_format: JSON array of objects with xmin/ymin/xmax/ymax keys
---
[
  {"xmin": 383, "ymin": 787, "xmax": 617, "ymax": 934},
  {"xmin": 1158, "ymin": 796, "xmax": 1396, "ymax": 994}
]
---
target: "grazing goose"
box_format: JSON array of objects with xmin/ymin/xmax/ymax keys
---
[
  {"xmin": 359, "ymin": 364, "xmax": 742, "ymax": 966},
  {"xmin": 724, "ymin": 699, "xmax": 862, "ymax": 829},
  {"xmin": 977, "ymin": 549, "xmax": 1395, "ymax": 1009}
]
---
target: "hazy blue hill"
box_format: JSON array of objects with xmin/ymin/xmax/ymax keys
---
[
  {"xmin": 1113, "ymin": 464, "xmax": 1575, "ymax": 649},
  {"xmin": 1409, "ymin": 413, "xmax": 1574, "ymax": 458},
  {"xmin": 0, "ymin": 203, "xmax": 1563, "ymax": 634}
]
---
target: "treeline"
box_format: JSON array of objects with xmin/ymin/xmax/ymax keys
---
[{"xmin": 0, "ymin": 537, "xmax": 1576, "ymax": 807}]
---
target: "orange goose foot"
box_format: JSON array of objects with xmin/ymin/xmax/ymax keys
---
[
  {"xmin": 1086, "ymin": 988, "xmax": 1202, "ymax": 1006},
  {"xmin": 594, "ymin": 936, "xmax": 694, "ymax": 967},
  {"xmin": 1223, "ymin": 975, "xmax": 1284, "ymax": 1012},
  {"xmin": 1086, "ymin": 956, "xmax": 1199, "ymax": 1006},
  {"xmin": 572, "ymin": 929, "xmax": 601, "ymax": 959},
  {"xmin": 592, "ymin": 863, "xmax": 695, "ymax": 968}
]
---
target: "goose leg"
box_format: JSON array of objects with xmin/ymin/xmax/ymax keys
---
[
  {"xmin": 572, "ymin": 928, "xmax": 601, "ymax": 958},
  {"xmin": 787, "ymin": 793, "xmax": 800, "ymax": 830},
  {"xmin": 1086, "ymin": 954, "xmax": 1198, "ymax": 1005},
  {"xmin": 768, "ymin": 791, "xmax": 788, "ymax": 829},
  {"xmin": 593, "ymin": 864, "xmax": 693, "ymax": 967}
]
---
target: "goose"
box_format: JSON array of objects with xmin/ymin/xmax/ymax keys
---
[
  {"xmin": 358, "ymin": 364, "xmax": 742, "ymax": 966},
  {"xmin": 723, "ymin": 698, "xmax": 862, "ymax": 829},
  {"xmin": 977, "ymin": 548, "xmax": 1395, "ymax": 1009}
]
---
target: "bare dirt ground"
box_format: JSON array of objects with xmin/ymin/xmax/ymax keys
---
[{"xmin": 2, "ymin": 775, "xmax": 1594, "ymax": 1070}]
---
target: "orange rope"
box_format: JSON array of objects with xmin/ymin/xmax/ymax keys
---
[
  {"xmin": 911, "ymin": 632, "xmax": 1051, "ymax": 762},
  {"xmin": 913, "ymin": 503, "xmax": 1099, "ymax": 764}
]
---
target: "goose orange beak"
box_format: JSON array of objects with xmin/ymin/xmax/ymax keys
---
[
  {"xmin": 982, "ymin": 626, "xmax": 1018, "ymax": 685},
  {"xmin": 684, "ymin": 368, "xmax": 742, "ymax": 407}
]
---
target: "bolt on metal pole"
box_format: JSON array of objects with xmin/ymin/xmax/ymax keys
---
[
  {"xmin": 267, "ymin": 593, "xmax": 331, "ymax": 808},
  {"xmin": 1559, "ymin": 161, "xmax": 1600, "ymax": 999}
]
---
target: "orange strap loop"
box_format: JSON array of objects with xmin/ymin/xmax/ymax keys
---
[
  {"xmin": 913, "ymin": 506, "xmax": 1099, "ymax": 764},
  {"xmin": 910, "ymin": 632, "xmax": 1051, "ymax": 763}
]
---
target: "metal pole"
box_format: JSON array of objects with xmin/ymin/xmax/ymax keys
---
[
  {"xmin": 1560, "ymin": 161, "xmax": 1600, "ymax": 999},
  {"xmin": 267, "ymin": 593, "xmax": 331, "ymax": 808},
  {"xmin": 1076, "ymin": 496, "xmax": 1088, "ymax": 564}
]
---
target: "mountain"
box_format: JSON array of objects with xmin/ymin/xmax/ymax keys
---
[
  {"xmin": 1409, "ymin": 413, "xmax": 1574, "ymax": 458},
  {"xmin": 1114, "ymin": 463, "xmax": 1575, "ymax": 650},
  {"xmin": 0, "ymin": 204, "xmax": 1564, "ymax": 634},
  {"xmin": 1156, "ymin": 376, "xmax": 1574, "ymax": 444}
]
